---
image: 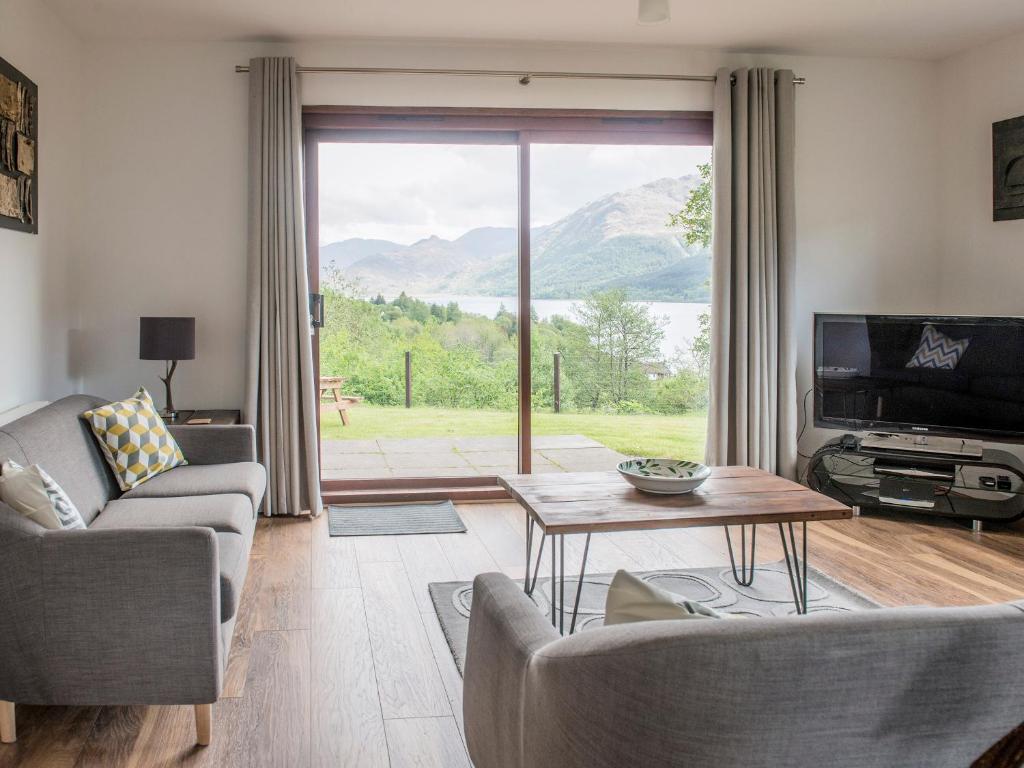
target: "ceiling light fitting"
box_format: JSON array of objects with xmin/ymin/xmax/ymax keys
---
[{"xmin": 637, "ymin": 0, "xmax": 670, "ymax": 24}]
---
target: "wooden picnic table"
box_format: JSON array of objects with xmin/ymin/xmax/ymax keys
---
[{"xmin": 319, "ymin": 376, "xmax": 363, "ymax": 426}]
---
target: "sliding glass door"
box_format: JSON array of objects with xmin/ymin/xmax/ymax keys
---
[
  {"xmin": 304, "ymin": 108, "xmax": 712, "ymax": 497},
  {"xmin": 313, "ymin": 141, "xmax": 520, "ymax": 483},
  {"xmin": 527, "ymin": 143, "xmax": 712, "ymax": 474}
]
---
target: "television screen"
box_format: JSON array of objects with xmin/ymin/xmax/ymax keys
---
[{"xmin": 814, "ymin": 314, "xmax": 1024, "ymax": 440}]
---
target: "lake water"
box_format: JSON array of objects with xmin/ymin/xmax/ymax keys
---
[{"xmin": 414, "ymin": 294, "xmax": 710, "ymax": 362}]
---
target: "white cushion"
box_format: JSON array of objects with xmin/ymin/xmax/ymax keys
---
[
  {"xmin": 604, "ymin": 569, "xmax": 723, "ymax": 625},
  {"xmin": 0, "ymin": 459, "xmax": 86, "ymax": 530}
]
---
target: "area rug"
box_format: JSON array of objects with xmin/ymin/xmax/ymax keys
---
[
  {"xmin": 327, "ymin": 500, "xmax": 466, "ymax": 536},
  {"xmin": 429, "ymin": 562, "xmax": 879, "ymax": 674}
]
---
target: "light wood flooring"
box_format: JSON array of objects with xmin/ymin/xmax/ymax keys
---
[{"xmin": 2, "ymin": 504, "xmax": 1023, "ymax": 767}]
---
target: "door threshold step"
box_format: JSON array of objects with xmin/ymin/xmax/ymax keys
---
[{"xmin": 323, "ymin": 486, "xmax": 510, "ymax": 505}]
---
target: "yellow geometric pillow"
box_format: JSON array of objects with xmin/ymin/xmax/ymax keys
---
[{"xmin": 82, "ymin": 387, "xmax": 187, "ymax": 491}]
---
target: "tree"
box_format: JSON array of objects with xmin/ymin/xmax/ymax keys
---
[
  {"xmin": 574, "ymin": 289, "xmax": 666, "ymax": 405},
  {"xmin": 668, "ymin": 162, "xmax": 712, "ymax": 247},
  {"xmin": 669, "ymin": 162, "xmax": 713, "ymax": 389},
  {"xmin": 688, "ymin": 310, "xmax": 712, "ymax": 380},
  {"xmin": 493, "ymin": 304, "xmax": 517, "ymax": 339}
]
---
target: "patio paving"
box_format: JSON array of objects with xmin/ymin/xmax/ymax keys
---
[{"xmin": 319, "ymin": 434, "xmax": 626, "ymax": 480}]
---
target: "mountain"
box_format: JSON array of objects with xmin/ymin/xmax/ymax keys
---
[
  {"xmin": 451, "ymin": 226, "xmax": 519, "ymax": 259},
  {"xmin": 319, "ymin": 175, "xmax": 710, "ymax": 301},
  {"xmin": 320, "ymin": 238, "xmax": 406, "ymax": 270}
]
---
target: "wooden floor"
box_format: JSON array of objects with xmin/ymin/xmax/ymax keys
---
[{"xmin": 2, "ymin": 504, "xmax": 1023, "ymax": 767}]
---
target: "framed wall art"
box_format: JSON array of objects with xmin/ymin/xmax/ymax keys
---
[
  {"xmin": 0, "ymin": 55, "xmax": 37, "ymax": 234},
  {"xmin": 993, "ymin": 115, "xmax": 1024, "ymax": 222}
]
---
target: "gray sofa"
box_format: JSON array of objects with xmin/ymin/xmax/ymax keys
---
[
  {"xmin": 464, "ymin": 572, "xmax": 1024, "ymax": 768},
  {"xmin": 0, "ymin": 395, "xmax": 266, "ymax": 747}
]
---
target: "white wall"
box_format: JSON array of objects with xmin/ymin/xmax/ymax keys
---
[
  {"xmin": 938, "ymin": 30, "xmax": 1024, "ymax": 313},
  {"xmin": 0, "ymin": 0, "xmax": 83, "ymax": 410},
  {"xmin": 75, "ymin": 39, "xmax": 945, "ymax": 431}
]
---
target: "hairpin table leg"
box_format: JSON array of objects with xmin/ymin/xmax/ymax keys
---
[
  {"xmin": 778, "ymin": 522, "xmax": 809, "ymax": 614},
  {"xmin": 568, "ymin": 533, "xmax": 591, "ymax": 635},
  {"xmin": 725, "ymin": 524, "xmax": 758, "ymax": 586}
]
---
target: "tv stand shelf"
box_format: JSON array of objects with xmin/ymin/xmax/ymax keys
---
[{"xmin": 808, "ymin": 436, "xmax": 1024, "ymax": 525}]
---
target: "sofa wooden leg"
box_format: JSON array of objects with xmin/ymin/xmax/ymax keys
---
[
  {"xmin": 0, "ymin": 701, "xmax": 15, "ymax": 743},
  {"xmin": 194, "ymin": 703, "xmax": 212, "ymax": 746}
]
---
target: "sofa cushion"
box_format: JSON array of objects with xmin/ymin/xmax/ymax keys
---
[
  {"xmin": 604, "ymin": 569, "xmax": 724, "ymax": 625},
  {"xmin": 91, "ymin": 493, "xmax": 255, "ymax": 537},
  {"xmin": 0, "ymin": 460, "xmax": 86, "ymax": 530},
  {"xmin": 0, "ymin": 395, "xmax": 120, "ymax": 525},
  {"xmin": 121, "ymin": 462, "xmax": 265, "ymax": 513},
  {"xmin": 216, "ymin": 531, "xmax": 248, "ymax": 622},
  {"xmin": 81, "ymin": 387, "xmax": 187, "ymax": 492}
]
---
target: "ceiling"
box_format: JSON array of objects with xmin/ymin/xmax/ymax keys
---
[{"xmin": 44, "ymin": 0, "xmax": 1024, "ymax": 60}]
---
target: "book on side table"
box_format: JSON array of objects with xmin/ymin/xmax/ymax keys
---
[{"xmin": 166, "ymin": 410, "xmax": 241, "ymax": 426}]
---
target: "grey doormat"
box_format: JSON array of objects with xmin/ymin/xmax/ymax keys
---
[
  {"xmin": 429, "ymin": 562, "xmax": 879, "ymax": 675},
  {"xmin": 327, "ymin": 500, "xmax": 466, "ymax": 536}
]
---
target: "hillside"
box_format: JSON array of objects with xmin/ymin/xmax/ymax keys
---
[{"xmin": 320, "ymin": 175, "xmax": 710, "ymax": 302}]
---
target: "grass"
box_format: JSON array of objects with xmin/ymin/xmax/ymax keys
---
[{"xmin": 320, "ymin": 405, "xmax": 708, "ymax": 461}]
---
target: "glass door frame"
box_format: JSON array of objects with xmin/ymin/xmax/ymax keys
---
[{"xmin": 303, "ymin": 106, "xmax": 713, "ymax": 498}]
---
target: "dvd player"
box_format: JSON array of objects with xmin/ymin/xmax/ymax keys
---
[
  {"xmin": 878, "ymin": 477, "xmax": 938, "ymax": 509},
  {"xmin": 860, "ymin": 432, "xmax": 983, "ymax": 459}
]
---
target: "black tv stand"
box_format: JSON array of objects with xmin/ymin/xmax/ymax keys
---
[{"xmin": 807, "ymin": 434, "xmax": 1024, "ymax": 528}]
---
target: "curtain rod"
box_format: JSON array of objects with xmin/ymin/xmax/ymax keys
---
[{"xmin": 232, "ymin": 64, "xmax": 805, "ymax": 86}]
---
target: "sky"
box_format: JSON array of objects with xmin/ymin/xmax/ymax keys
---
[{"xmin": 317, "ymin": 142, "xmax": 712, "ymax": 246}]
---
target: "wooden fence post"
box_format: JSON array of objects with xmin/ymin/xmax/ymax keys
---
[
  {"xmin": 405, "ymin": 351, "xmax": 412, "ymax": 408},
  {"xmin": 553, "ymin": 352, "xmax": 561, "ymax": 413}
]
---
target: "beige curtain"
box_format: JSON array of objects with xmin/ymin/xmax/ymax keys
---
[
  {"xmin": 705, "ymin": 67, "xmax": 797, "ymax": 478},
  {"xmin": 244, "ymin": 57, "xmax": 322, "ymax": 517}
]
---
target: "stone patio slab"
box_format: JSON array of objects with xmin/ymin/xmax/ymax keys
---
[
  {"xmin": 532, "ymin": 434, "xmax": 604, "ymax": 449},
  {"xmin": 461, "ymin": 450, "xmax": 519, "ymax": 467},
  {"xmin": 390, "ymin": 466, "xmax": 484, "ymax": 478},
  {"xmin": 386, "ymin": 451, "xmax": 470, "ymax": 469},
  {"xmin": 321, "ymin": 452, "xmax": 390, "ymax": 470},
  {"xmin": 377, "ymin": 437, "xmax": 460, "ymax": 454},
  {"xmin": 453, "ymin": 436, "xmax": 518, "ymax": 451},
  {"xmin": 524, "ymin": 463, "xmax": 565, "ymax": 474},
  {"xmin": 322, "ymin": 468, "xmax": 395, "ymax": 480},
  {"xmin": 539, "ymin": 446, "xmax": 626, "ymax": 472},
  {"xmin": 319, "ymin": 433, "xmax": 620, "ymax": 479},
  {"xmin": 321, "ymin": 439, "xmax": 382, "ymax": 454}
]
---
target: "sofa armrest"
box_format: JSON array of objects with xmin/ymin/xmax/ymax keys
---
[
  {"xmin": 169, "ymin": 424, "xmax": 256, "ymax": 464},
  {"xmin": 4, "ymin": 527, "xmax": 223, "ymax": 705},
  {"xmin": 464, "ymin": 572, "xmax": 560, "ymax": 768}
]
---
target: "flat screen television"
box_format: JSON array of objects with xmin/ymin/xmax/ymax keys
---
[{"xmin": 814, "ymin": 314, "xmax": 1024, "ymax": 440}]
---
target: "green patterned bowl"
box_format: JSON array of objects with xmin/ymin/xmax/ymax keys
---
[{"xmin": 616, "ymin": 458, "xmax": 711, "ymax": 495}]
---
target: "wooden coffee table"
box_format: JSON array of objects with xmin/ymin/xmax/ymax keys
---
[{"xmin": 499, "ymin": 466, "xmax": 852, "ymax": 634}]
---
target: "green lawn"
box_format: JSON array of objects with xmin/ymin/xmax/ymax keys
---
[{"xmin": 321, "ymin": 405, "xmax": 708, "ymax": 461}]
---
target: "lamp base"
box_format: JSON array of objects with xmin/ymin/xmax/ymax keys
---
[{"xmin": 158, "ymin": 359, "xmax": 179, "ymax": 422}]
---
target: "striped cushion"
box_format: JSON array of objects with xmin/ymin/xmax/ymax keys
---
[
  {"xmin": 0, "ymin": 459, "xmax": 86, "ymax": 530},
  {"xmin": 906, "ymin": 324, "xmax": 970, "ymax": 370}
]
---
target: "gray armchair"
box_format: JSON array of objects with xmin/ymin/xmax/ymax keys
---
[
  {"xmin": 0, "ymin": 396, "xmax": 266, "ymax": 747},
  {"xmin": 464, "ymin": 572, "xmax": 1024, "ymax": 768}
]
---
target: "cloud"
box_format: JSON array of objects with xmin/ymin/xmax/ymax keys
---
[{"xmin": 317, "ymin": 142, "xmax": 710, "ymax": 245}]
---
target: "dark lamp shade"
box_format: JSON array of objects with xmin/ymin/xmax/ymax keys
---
[{"xmin": 139, "ymin": 317, "xmax": 196, "ymax": 361}]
